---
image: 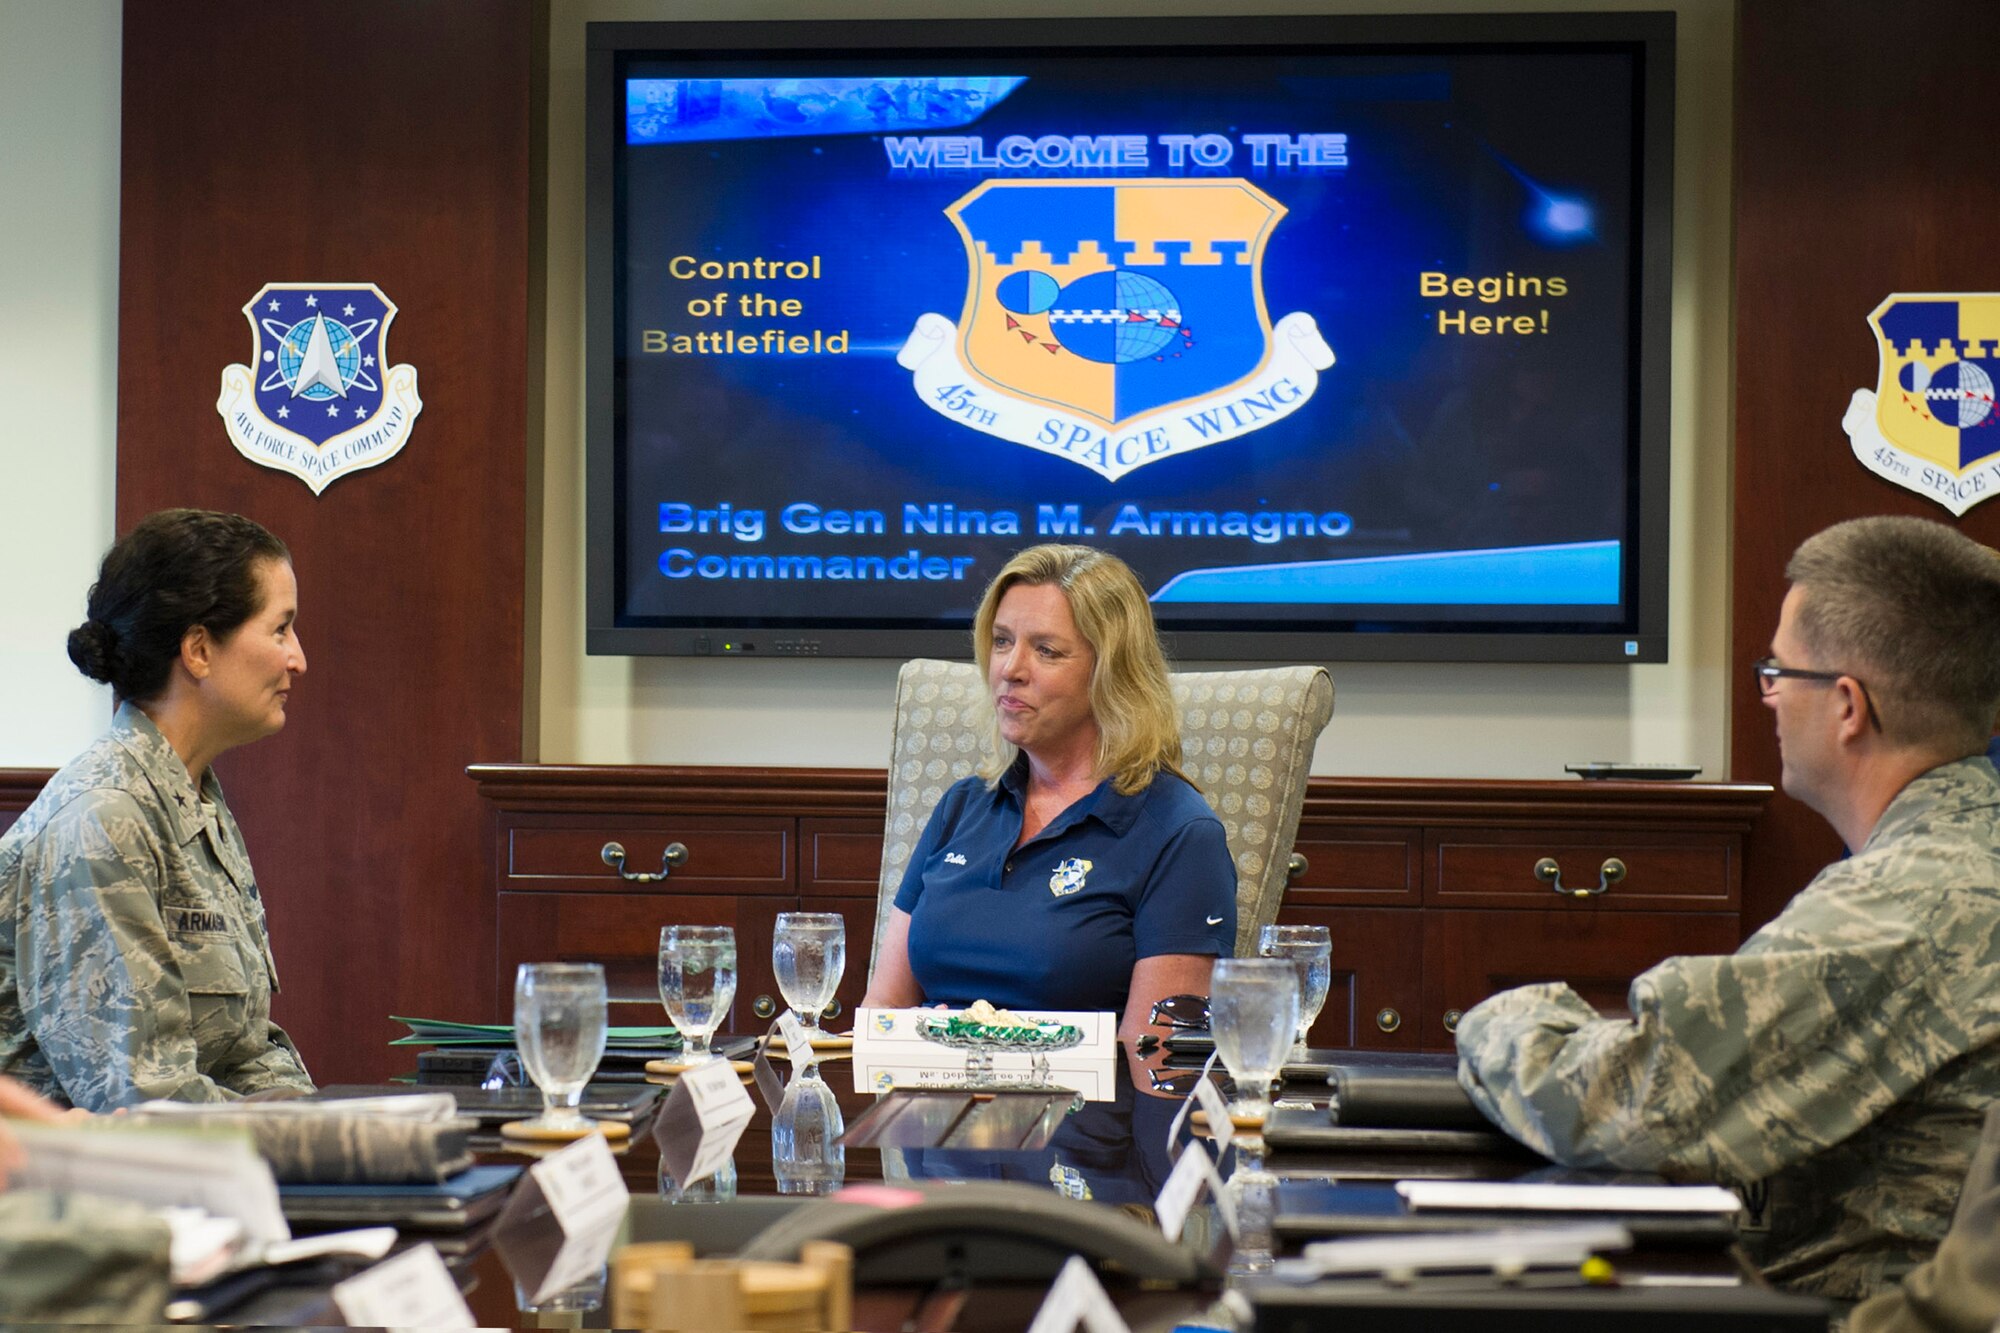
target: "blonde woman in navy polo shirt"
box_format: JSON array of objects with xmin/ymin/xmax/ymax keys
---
[{"xmin": 863, "ymin": 545, "xmax": 1236, "ymax": 1047}]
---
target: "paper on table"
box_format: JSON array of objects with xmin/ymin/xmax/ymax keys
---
[
  {"xmin": 262, "ymin": 1227, "xmax": 398, "ymax": 1266},
  {"xmin": 159, "ymin": 1208, "xmax": 245, "ymax": 1286},
  {"xmin": 12, "ymin": 1122, "xmax": 289, "ymax": 1248},
  {"xmin": 135, "ymin": 1092, "xmax": 460, "ymax": 1121},
  {"xmin": 1396, "ymin": 1180, "xmax": 1744, "ymax": 1213},
  {"xmin": 1298, "ymin": 1222, "xmax": 1634, "ymax": 1276}
]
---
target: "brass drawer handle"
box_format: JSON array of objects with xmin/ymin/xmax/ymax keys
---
[
  {"xmin": 1535, "ymin": 856, "xmax": 1626, "ymax": 899},
  {"xmin": 1443, "ymin": 1008, "xmax": 1463, "ymax": 1034},
  {"xmin": 1287, "ymin": 852, "xmax": 1309, "ymax": 881},
  {"xmin": 600, "ymin": 841, "xmax": 688, "ymax": 883},
  {"xmin": 822, "ymin": 999, "xmax": 843, "ymax": 1022},
  {"xmin": 1375, "ymin": 1007, "xmax": 1401, "ymax": 1033},
  {"xmin": 752, "ymin": 995, "xmax": 777, "ymax": 1019}
]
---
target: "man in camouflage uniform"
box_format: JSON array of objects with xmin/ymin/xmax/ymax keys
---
[
  {"xmin": 1456, "ymin": 516, "xmax": 2000, "ymax": 1303},
  {"xmin": 0, "ymin": 702, "xmax": 312, "ymax": 1109}
]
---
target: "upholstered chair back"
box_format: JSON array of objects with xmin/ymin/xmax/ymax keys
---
[{"xmin": 870, "ymin": 659, "xmax": 1334, "ymax": 971}]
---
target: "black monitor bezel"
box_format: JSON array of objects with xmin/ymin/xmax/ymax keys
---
[{"xmin": 584, "ymin": 12, "xmax": 1674, "ymax": 663}]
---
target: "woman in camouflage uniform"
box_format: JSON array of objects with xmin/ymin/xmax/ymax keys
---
[{"xmin": 0, "ymin": 509, "xmax": 315, "ymax": 1110}]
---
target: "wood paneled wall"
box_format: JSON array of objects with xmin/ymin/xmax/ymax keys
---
[
  {"xmin": 0, "ymin": 772, "xmax": 50, "ymax": 842},
  {"xmin": 1733, "ymin": 0, "xmax": 2000, "ymax": 929},
  {"xmin": 115, "ymin": 1, "xmax": 533, "ymax": 1082},
  {"xmin": 93, "ymin": 0, "xmax": 2000, "ymax": 1083}
]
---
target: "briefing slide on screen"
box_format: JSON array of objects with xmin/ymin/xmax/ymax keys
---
[{"xmin": 613, "ymin": 50, "xmax": 1639, "ymax": 628}]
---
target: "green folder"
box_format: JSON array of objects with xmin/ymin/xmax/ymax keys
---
[{"xmin": 390, "ymin": 1016, "xmax": 678, "ymax": 1048}]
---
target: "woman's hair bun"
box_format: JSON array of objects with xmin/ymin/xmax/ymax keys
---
[{"xmin": 66, "ymin": 618, "xmax": 119, "ymax": 684}]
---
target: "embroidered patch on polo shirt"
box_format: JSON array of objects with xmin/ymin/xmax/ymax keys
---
[{"xmin": 1049, "ymin": 858, "xmax": 1093, "ymax": 896}]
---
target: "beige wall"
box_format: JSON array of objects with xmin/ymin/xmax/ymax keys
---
[
  {"xmin": 0, "ymin": 0, "xmax": 120, "ymax": 765},
  {"xmin": 538, "ymin": 0, "xmax": 1737, "ymax": 778}
]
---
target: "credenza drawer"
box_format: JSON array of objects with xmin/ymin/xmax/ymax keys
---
[
  {"xmin": 504, "ymin": 817, "xmax": 791, "ymax": 893},
  {"xmin": 1423, "ymin": 909, "xmax": 1743, "ymax": 1044},
  {"xmin": 799, "ymin": 818, "xmax": 885, "ymax": 899},
  {"xmin": 1285, "ymin": 822, "xmax": 1422, "ymax": 906},
  {"xmin": 497, "ymin": 890, "xmax": 779, "ymax": 1022},
  {"xmin": 1426, "ymin": 830, "xmax": 1737, "ymax": 911}
]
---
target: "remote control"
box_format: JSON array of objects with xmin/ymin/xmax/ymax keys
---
[{"xmin": 1564, "ymin": 762, "xmax": 1703, "ymax": 780}]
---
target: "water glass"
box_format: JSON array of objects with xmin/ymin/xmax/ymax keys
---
[
  {"xmin": 771, "ymin": 1072, "xmax": 847, "ymax": 1195},
  {"xmin": 1208, "ymin": 956, "xmax": 1299, "ymax": 1121},
  {"xmin": 773, "ymin": 912, "xmax": 846, "ymax": 1034},
  {"xmin": 512, "ymin": 1266, "xmax": 607, "ymax": 1318},
  {"xmin": 513, "ymin": 963, "xmax": 608, "ymax": 1131},
  {"xmin": 658, "ymin": 925, "xmax": 737, "ymax": 1061},
  {"xmin": 1258, "ymin": 923, "xmax": 1332, "ymax": 1057},
  {"xmin": 660, "ymin": 1155, "xmax": 737, "ymax": 1204}
]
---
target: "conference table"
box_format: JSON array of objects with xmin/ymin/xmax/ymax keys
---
[
  {"xmin": 214, "ymin": 1043, "xmax": 1829, "ymax": 1331},
  {"xmin": 475, "ymin": 1044, "xmax": 1214, "ymax": 1329}
]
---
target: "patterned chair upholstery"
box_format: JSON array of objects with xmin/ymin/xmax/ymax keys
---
[{"xmin": 869, "ymin": 658, "xmax": 1335, "ymax": 973}]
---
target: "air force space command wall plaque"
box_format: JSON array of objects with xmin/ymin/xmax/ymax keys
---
[{"xmin": 217, "ymin": 282, "xmax": 423, "ymax": 494}]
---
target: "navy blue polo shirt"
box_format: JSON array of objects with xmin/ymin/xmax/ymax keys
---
[{"xmin": 895, "ymin": 758, "xmax": 1235, "ymax": 1014}]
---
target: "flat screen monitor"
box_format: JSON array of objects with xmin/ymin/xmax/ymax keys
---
[{"xmin": 586, "ymin": 13, "xmax": 1674, "ymax": 662}]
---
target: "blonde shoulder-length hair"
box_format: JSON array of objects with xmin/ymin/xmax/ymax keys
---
[{"xmin": 971, "ymin": 544, "xmax": 1187, "ymax": 795}]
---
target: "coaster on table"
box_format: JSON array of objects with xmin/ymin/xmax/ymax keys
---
[
  {"xmin": 644, "ymin": 1057, "xmax": 757, "ymax": 1077},
  {"xmin": 1190, "ymin": 1107, "xmax": 1266, "ymax": 1133},
  {"xmin": 764, "ymin": 1032, "xmax": 855, "ymax": 1052},
  {"xmin": 504, "ymin": 1132, "xmax": 634, "ymax": 1159},
  {"xmin": 499, "ymin": 1117, "xmax": 632, "ymax": 1143}
]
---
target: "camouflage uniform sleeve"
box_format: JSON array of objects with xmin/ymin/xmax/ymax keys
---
[
  {"xmin": 224, "ymin": 1018, "xmax": 313, "ymax": 1097},
  {"xmin": 1456, "ymin": 911, "xmax": 1940, "ymax": 1181},
  {"xmin": 15, "ymin": 792, "xmax": 240, "ymax": 1108},
  {"xmin": 1847, "ymin": 1103, "xmax": 2000, "ymax": 1333}
]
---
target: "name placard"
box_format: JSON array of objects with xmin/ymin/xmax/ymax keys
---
[
  {"xmin": 655, "ymin": 1058, "xmax": 757, "ymax": 1187},
  {"xmin": 853, "ymin": 1008, "xmax": 1117, "ymax": 1101},
  {"xmin": 511, "ymin": 1134, "xmax": 629, "ymax": 1303},
  {"xmin": 332, "ymin": 1243, "xmax": 475, "ymax": 1329}
]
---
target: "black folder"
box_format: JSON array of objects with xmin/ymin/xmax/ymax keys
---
[
  {"xmin": 1327, "ymin": 1057, "xmax": 1490, "ymax": 1131},
  {"xmin": 311, "ymin": 1082, "xmax": 664, "ymax": 1128},
  {"xmin": 1271, "ymin": 1176, "xmax": 1743, "ymax": 1248}
]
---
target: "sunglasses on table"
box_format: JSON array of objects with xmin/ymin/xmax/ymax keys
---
[
  {"xmin": 1147, "ymin": 1065, "xmax": 1221, "ymax": 1096},
  {"xmin": 1148, "ymin": 994, "xmax": 1212, "ymax": 1031},
  {"xmin": 481, "ymin": 1051, "xmax": 528, "ymax": 1089}
]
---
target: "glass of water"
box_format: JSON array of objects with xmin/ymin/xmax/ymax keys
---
[
  {"xmin": 773, "ymin": 912, "xmax": 845, "ymax": 1036},
  {"xmin": 513, "ymin": 963, "xmax": 608, "ymax": 1132},
  {"xmin": 771, "ymin": 1071, "xmax": 847, "ymax": 1196},
  {"xmin": 1258, "ymin": 923, "xmax": 1331, "ymax": 1058},
  {"xmin": 1208, "ymin": 956, "xmax": 1300, "ymax": 1122},
  {"xmin": 658, "ymin": 925, "xmax": 737, "ymax": 1062}
]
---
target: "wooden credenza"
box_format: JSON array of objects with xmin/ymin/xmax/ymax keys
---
[
  {"xmin": 470, "ymin": 766, "xmax": 1771, "ymax": 1052},
  {"xmin": 0, "ymin": 771, "xmax": 50, "ymax": 841}
]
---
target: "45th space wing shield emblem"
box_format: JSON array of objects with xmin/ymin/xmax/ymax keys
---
[
  {"xmin": 1842, "ymin": 293, "xmax": 2000, "ymax": 515},
  {"xmin": 217, "ymin": 283, "xmax": 423, "ymax": 495},
  {"xmin": 897, "ymin": 179, "xmax": 1334, "ymax": 482}
]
